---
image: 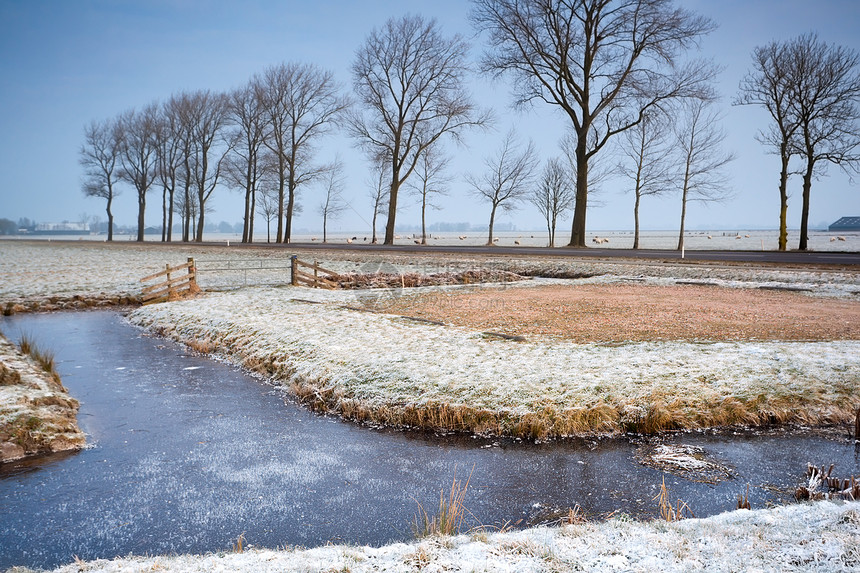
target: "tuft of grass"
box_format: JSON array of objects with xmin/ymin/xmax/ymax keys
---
[
  {"xmin": 0, "ymin": 362, "xmax": 22, "ymax": 386},
  {"xmin": 654, "ymin": 476, "xmax": 694, "ymax": 522},
  {"xmin": 18, "ymin": 333, "xmax": 63, "ymax": 387},
  {"xmin": 737, "ymin": 484, "xmax": 751, "ymax": 510},
  {"xmin": 412, "ymin": 467, "xmax": 474, "ymax": 537},
  {"xmin": 232, "ymin": 532, "xmax": 246, "ymax": 554}
]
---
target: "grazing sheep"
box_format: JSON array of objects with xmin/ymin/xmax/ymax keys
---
[
  {"xmin": 458, "ymin": 235, "xmax": 467, "ymax": 240},
  {"xmin": 838, "ymin": 236, "xmax": 847, "ymax": 241},
  {"xmin": 346, "ymin": 238, "xmax": 353, "ymax": 244},
  {"xmin": 831, "ymin": 237, "xmax": 837, "ymax": 242},
  {"xmin": 707, "ymin": 235, "xmax": 712, "ymax": 239},
  {"xmin": 514, "ymin": 240, "xmax": 520, "ymax": 245}
]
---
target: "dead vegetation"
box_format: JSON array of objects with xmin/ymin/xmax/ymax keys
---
[
  {"xmin": 331, "ymin": 269, "xmax": 526, "ymax": 290},
  {"xmin": 795, "ymin": 463, "xmax": 860, "ymax": 501},
  {"xmin": 0, "ymin": 332, "xmax": 85, "ymax": 462}
]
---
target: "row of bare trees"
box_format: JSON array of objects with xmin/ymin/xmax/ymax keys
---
[
  {"xmin": 80, "ymin": 63, "xmax": 349, "ymax": 244},
  {"xmin": 81, "ymin": 2, "xmax": 858, "ymax": 250}
]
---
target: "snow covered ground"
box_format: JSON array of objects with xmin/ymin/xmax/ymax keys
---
[
  {"xmin": 127, "ymin": 282, "xmax": 860, "ymax": 437},
  {"xmin": 3, "ymin": 240, "xmax": 860, "ymax": 572},
  {"xmin": 43, "ymin": 501, "xmax": 860, "ymax": 572}
]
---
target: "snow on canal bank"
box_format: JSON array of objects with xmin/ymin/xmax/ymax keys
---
[
  {"xmin": 46, "ymin": 501, "xmax": 860, "ymax": 572},
  {"xmin": 127, "ymin": 284, "xmax": 860, "ymax": 438}
]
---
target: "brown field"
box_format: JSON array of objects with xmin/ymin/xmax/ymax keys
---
[{"xmin": 369, "ymin": 283, "xmax": 860, "ymax": 343}]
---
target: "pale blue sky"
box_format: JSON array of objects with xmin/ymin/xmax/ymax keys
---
[{"xmin": 1, "ymin": 0, "xmax": 858, "ymax": 235}]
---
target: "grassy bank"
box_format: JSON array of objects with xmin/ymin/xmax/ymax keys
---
[{"xmin": 127, "ymin": 285, "xmax": 860, "ymax": 439}]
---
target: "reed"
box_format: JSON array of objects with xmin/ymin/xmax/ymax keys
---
[
  {"xmin": 412, "ymin": 468, "xmax": 474, "ymax": 537},
  {"xmin": 654, "ymin": 476, "xmax": 694, "ymax": 522}
]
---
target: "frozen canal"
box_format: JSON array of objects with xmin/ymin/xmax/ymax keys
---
[{"xmin": 1, "ymin": 311, "xmax": 858, "ymax": 570}]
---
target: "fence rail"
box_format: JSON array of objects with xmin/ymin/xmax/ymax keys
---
[
  {"xmin": 291, "ymin": 256, "xmax": 340, "ymax": 289},
  {"xmin": 140, "ymin": 258, "xmax": 200, "ymax": 304}
]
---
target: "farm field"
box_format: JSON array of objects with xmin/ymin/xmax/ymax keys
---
[{"xmin": 1, "ymin": 239, "xmax": 859, "ymax": 572}]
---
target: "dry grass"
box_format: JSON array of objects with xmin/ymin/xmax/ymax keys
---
[
  {"xmin": 412, "ymin": 468, "xmax": 474, "ymax": 537},
  {"xmin": 17, "ymin": 333, "xmax": 63, "ymax": 388},
  {"xmin": 0, "ymin": 361, "xmax": 22, "ymax": 386},
  {"xmin": 654, "ymin": 477, "xmax": 695, "ymax": 522},
  {"xmin": 369, "ymin": 283, "xmax": 860, "ymax": 343}
]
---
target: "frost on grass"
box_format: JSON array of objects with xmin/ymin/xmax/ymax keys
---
[
  {"xmin": 0, "ymin": 332, "xmax": 85, "ymax": 461},
  {"xmin": 47, "ymin": 501, "xmax": 860, "ymax": 573},
  {"xmin": 127, "ymin": 286, "xmax": 860, "ymax": 438}
]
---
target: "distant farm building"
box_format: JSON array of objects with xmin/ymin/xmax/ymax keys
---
[
  {"xmin": 829, "ymin": 217, "xmax": 860, "ymax": 232},
  {"xmin": 33, "ymin": 222, "xmax": 88, "ymax": 235}
]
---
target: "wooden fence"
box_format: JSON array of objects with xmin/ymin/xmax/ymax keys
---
[
  {"xmin": 290, "ymin": 256, "xmax": 340, "ymax": 289},
  {"xmin": 140, "ymin": 258, "xmax": 200, "ymax": 304}
]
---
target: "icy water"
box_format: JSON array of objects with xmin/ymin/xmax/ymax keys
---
[{"xmin": 1, "ymin": 311, "xmax": 858, "ymax": 570}]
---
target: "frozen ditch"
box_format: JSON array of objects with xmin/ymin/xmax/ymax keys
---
[{"xmin": 1, "ymin": 310, "xmax": 858, "ymax": 571}]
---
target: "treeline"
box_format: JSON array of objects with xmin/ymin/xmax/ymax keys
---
[{"xmin": 79, "ymin": 1, "xmax": 860, "ymax": 251}]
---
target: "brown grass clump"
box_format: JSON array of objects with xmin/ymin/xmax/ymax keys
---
[
  {"xmin": 654, "ymin": 477, "xmax": 695, "ymax": 522},
  {"xmin": 0, "ymin": 362, "xmax": 22, "ymax": 386},
  {"xmin": 18, "ymin": 333, "xmax": 63, "ymax": 389},
  {"xmin": 413, "ymin": 468, "xmax": 474, "ymax": 537}
]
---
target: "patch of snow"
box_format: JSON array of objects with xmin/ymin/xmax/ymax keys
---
[{"xmin": 48, "ymin": 501, "xmax": 860, "ymax": 572}]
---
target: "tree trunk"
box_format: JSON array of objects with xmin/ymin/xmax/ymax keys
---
[
  {"xmin": 799, "ymin": 156, "xmax": 814, "ymax": 251},
  {"xmin": 486, "ymin": 204, "xmax": 497, "ymax": 246},
  {"xmin": 568, "ymin": 141, "xmax": 588, "ymax": 247},
  {"xmin": 777, "ymin": 148, "xmax": 790, "ymax": 251},
  {"xmin": 677, "ymin": 186, "xmax": 688, "ymax": 251},
  {"xmin": 195, "ymin": 186, "xmax": 206, "ymax": 243},
  {"xmin": 633, "ymin": 191, "xmax": 641, "ymax": 250},
  {"xmin": 161, "ymin": 187, "xmax": 168, "ymax": 242},
  {"xmin": 167, "ymin": 188, "xmax": 174, "ymax": 242},
  {"xmin": 248, "ymin": 190, "xmax": 255, "ymax": 243},
  {"xmin": 136, "ymin": 194, "xmax": 146, "ymax": 242},
  {"xmin": 284, "ymin": 187, "xmax": 294, "ymax": 244},
  {"xmin": 547, "ymin": 218, "xmax": 554, "ymax": 248},
  {"xmin": 243, "ymin": 186, "xmax": 252, "ymax": 243},
  {"xmin": 105, "ymin": 195, "xmax": 114, "ymax": 242},
  {"xmin": 421, "ymin": 194, "xmax": 428, "ymax": 244},
  {"xmin": 275, "ymin": 161, "xmax": 286, "ymax": 243},
  {"xmin": 384, "ymin": 177, "xmax": 399, "ymax": 245}
]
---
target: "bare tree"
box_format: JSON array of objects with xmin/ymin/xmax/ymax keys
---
[
  {"xmin": 349, "ymin": 14, "xmax": 490, "ymax": 245},
  {"xmin": 317, "ymin": 158, "xmax": 348, "ymax": 243},
  {"xmin": 467, "ymin": 130, "xmax": 538, "ymax": 245},
  {"xmin": 79, "ymin": 117, "xmax": 122, "ymax": 241},
  {"xmin": 674, "ymin": 99, "xmax": 735, "ymax": 251},
  {"xmin": 789, "ymin": 34, "xmax": 860, "ymax": 251},
  {"xmin": 117, "ymin": 103, "xmax": 159, "ymax": 241},
  {"xmin": 154, "ymin": 99, "xmax": 186, "ymax": 242},
  {"xmin": 735, "ymin": 41, "xmax": 800, "ymax": 251},
  {"xmin": 471, "ymin": 0, "xmax": 717, "ymax": 247},
  {"xmin": 256, "ymin": 186, "xmax": 279, "ymax": 243},
  {"xmin": 367, "ymin": 160, "xmax": 389, "ymax": 244},
  {"xmin": 256, "ymin": 62, "xmax": 350, "ymax": 244},
  {"xmin": 407, "ymin": 146, "xmax": 451, "ymax": 244},
  {"xmin": 615, "ymin": 109, "xmax": 675, "ymax": 248},
  {"xmin": 531, "ymin": 157, "xmax": 574, "ymax": 247},
  {"xmin": 224, "ymin": 83, "xmax": 268, "ymax": 243},
  {"xmin": 178, "ymin": 90, "xmax": 231, "ymax": 242}
]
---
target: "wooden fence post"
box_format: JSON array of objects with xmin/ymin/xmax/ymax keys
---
[
  {"xmin": 187, "ymin": 257, "xmax": 198, "ymax": 292},
  {"xmin": 290, "ymin": 255, "xmax": 298, "ymax": 286},
  {"xmin": 165, "ymin": 263, "xmax": 173, "ymax": 300}
]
